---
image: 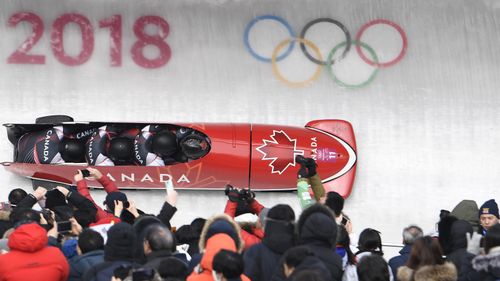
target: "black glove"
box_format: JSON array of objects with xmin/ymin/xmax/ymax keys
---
[
  {"xmin": 225, "ymin": 185, "xmax": 240, "ymax": 202},
  {"xmin": 305, "ymin": 158, "xmax": 317, "ymax": 177},
  {"xmin": 296, "ymin": 155, "xmax": 309, "ymax": 178}
]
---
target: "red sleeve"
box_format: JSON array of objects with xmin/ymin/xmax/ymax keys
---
[
  {"xmin": 60, "ymin": 252, "xmax": 70, "ymax": 281},
  {"xmin": 241, "ymin": 230, "xmax": 262, "ymax": 250},
  {"xmin": 224, "ymin": 200, "xmax": 238, "ymax": 218},
  {"xmin": 97, "ymin": 175, "xmax": 119, "ymax": 193},
  {"xmin": 249, "ymin": 199, "xmax": 265, "ymax": 215},
  {"xmin": 76, "ymin": 180, "xmax": 109, "ymax": 222}
]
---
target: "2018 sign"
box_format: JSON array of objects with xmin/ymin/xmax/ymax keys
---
[{"xmin": 7, "ymin": 12, "xmax": 171, "ymax": 69}]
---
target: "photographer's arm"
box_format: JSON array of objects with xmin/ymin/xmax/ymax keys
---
[{"xmin": 17, "ymin": 187, "xmax": 47, "ymax": 209}]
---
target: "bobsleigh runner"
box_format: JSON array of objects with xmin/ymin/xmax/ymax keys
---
[{"xmin": 2, "ymin": 115, "xmax": 357, "ymax": 197}]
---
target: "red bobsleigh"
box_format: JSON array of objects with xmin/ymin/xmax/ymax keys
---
[{"xmin": 2, "ymin": 117, "xmax": 357, "ymax": 197}]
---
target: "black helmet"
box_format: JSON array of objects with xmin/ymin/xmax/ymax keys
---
[
  {"xmin": 180, "ymin": 134, "xmax": 210, "ymax": 160},
  {"xmin": 152, "ymin": 131, "xmax": 177, "ymax": 157},
  {"xmin": 108, "ymin": 137, "xmax": 134, "ymax": 162},
  {"xmin": 60, "ymin": 138, "xmax": 85, "ymax": 162}
]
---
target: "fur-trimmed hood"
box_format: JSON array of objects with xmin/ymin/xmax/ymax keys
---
[
  {"xmin": 472, "ymin": 247, "xmax": 500, "ymax": 278},
  {"xmin": 198, "ymin": 214, "xmax": 244, "ymax": 253},
  {"xmin": 397, "ymin": 262, "xmax": 457, "ymax": 281},
  {"xmin": 297, "ymin": 204, "xmax": 337, "ymax": 247}
]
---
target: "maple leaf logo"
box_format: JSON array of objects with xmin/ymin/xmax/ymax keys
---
[{"xmin": 256, "ymin": 130, "xmax": 304, "ymax": 174}]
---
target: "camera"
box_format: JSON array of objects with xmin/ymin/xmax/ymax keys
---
[
  {"xmin": 238, "ymin": 188, "xmax": 255, "ymax": 202},
  {"xmin": 80, "ymin": 169, "xmax": 90, "ymax": 177},
  {"xmin": 57, "ymin": 221, "xmax": 72, "ymax": 234}
]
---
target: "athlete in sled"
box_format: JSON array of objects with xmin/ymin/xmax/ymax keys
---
[{"xmin": 3, "ymin": 116, "xmax": 357, "ymax": 197}]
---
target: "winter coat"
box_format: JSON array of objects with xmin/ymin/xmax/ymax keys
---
[
  {"xmin": 389, "ymin": 244, "xmax": 412, "ymax": 280},
  {"xmin": 68, "ymin": 249, "xmax": 105, "ymax": 281},
  {"xmin": 470, "ymin": 246, "xmax": 500, "ymax": 281},
  {"xmin": 187, "ymin": 233, "xmax": 250, "ymax": 281},
  {"xmin": 81, "ymin": 260, "xmax": 138, "ymax": 281},
  {"xmin": 143, "ymin": 249, "xmax": 174, "ymax": 271},
  {"xmin": 397, "ymin": 262, "xmax": 457, "ymax": 281},
  {"xmin": 447, "ymin": 220, "xmax": 473, "ymax": 278},
  {"xmin": 288, "ymin": 255, "xmax": 331, "ymax": 281},
  {"xmin": 188, "ymin": 214, "xmax": 245, "ymax": 277},
  {"xmin": 0, "ymin": 223, "xmax": 69, "ymax": 281},
  {"xmin": 297, "ymin": 204, "xmax": 343, "ymax": 281},
  {"xmin": 224, "ymin": 199, "xmax": 265, "ymax": 250},
  {"xmin": 244, "ymin": 219, "xmax": 295, "ymax": 281}
]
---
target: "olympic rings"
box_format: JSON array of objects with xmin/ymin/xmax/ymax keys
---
[
  {"xmin": 327, "ymin": 40, "xmax": 379, "ymax": 89},
  {"xmin": 243, "ymin": 15, "xmax": 295, "ymax": 63},
  {"xmin": 299, "ymin": 18, "xmax": 351, "ymax": 66},
  {"xmin": 272, "ymin": 38, "xmax": 323, "ymax": 88},
  {"xmin": 355, "ymin": 19, "xmax": 408, "ymax": 67},
  {"xmin": 244, "ymin": 15, "xmax": 407, "ymax": 88}
]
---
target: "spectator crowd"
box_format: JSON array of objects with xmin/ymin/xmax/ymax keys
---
[{"xmin": 0, "ymin": 158, "xmax": 498, "ymax": 281}]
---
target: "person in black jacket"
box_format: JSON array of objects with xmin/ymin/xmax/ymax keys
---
[
  {"xmin": 68, "ymin": 228, "xmax": 105, "ymax": 281},
  {"xmin": 142, "ymin": 224, "xmax": 177, "ymax": 270},
  {"xmin": 281, "ymin": 246, "xmax": 331, "ymax": 281},
  {"xmin": 83, "ymin": 223, "xmax": 139, "ymax": 281},
  {"xmin": 244, "ymin": 204, "xmax": 296, "ymax": 281},
  {"xmin": 273, "ymin": 204, "xmax": 342, "ymax": 281},
  {"xmin": 446, "ymin": 219, "xmax": 473, "ymax": 278}
]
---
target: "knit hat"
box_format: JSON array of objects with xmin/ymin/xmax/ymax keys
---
[
  {"xmin": 479, "ymin": 199, "xmax": 499, "ymax": 219},
  {"xmin": 104, "ymin": 192, "xmax": 129, "ymax": 213},
  {"xmin": 104, "ymin": 222, "xmax": 137, "ymax": 261}
]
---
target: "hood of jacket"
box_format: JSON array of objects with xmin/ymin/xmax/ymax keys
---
[
  {"xmin": 451, "ymin": 200, "xmax": 480, "ymax": 230},
  {"xmin": 200, "ymin": 233, "xmax": 237, "ymax": 272},
  {"xmin": 8, "ymin": 223, "xmax": 48, "ymax": 253},
  {"xmin": 398, "ymin": 262, "xmax": 457, "ymax": 281},
  {"xmin": 472, "ymin": 247, "xmax": 500, "ymax": 278},
  {"xmin": 450, "ymin": 220, "xmax": 473, "ymax": 251},
  {"xmin": 297, "ymin": 204, "xmax": 337, "ymax": 247},
  {"xmin": 199, "ymin": 214, "xmax": 244, "ymax": 253},
  {"xmin": 262, "ymin": 220, "xmax": 295, "ymax": 254}
]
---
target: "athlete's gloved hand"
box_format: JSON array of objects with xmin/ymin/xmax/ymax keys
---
[
  {"xmin": 224, "ymin": 185, "xmax": 240, "ymax": 202},
  {"xmin": 296, "ymin": 155, "xmax": 312, "ymax": 178},
  {"xmin": 305, "ymin": 157, "xmax": 318, "ymax": 177}
]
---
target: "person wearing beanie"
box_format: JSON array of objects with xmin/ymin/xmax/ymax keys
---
[
  {"xmin": 294, "ymin": 204, "xmax": 343, "ymax": 281},
  {"xmin": 68, "ymin": 229, "xmax": 105, "ymax": 281},
  {"xmin": 82, "ymin": 223, "xmax": 139, "ymax": 281},
  {"xmin": 479, "ymin": 199, "xmax": 499, "ymax": 235},
  {"xmin": 0, "ymin": 223, "xmax": 70, "ymax": 281},
  {"xmin": 244, "ymin": 204, "xmax": 295, "ymax": 281}
]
